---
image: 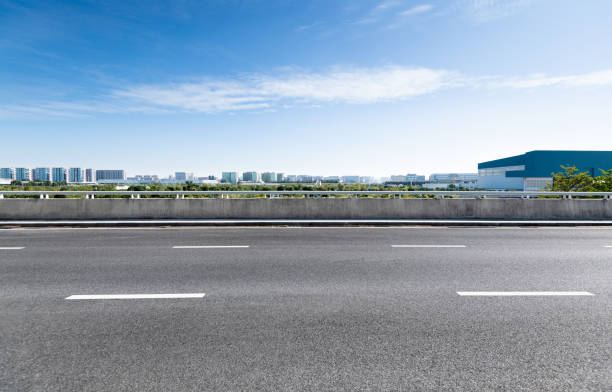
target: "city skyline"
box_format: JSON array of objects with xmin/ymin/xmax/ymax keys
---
[
  {"xmin": 0, "ymin": 164, "xmax": 479, "ymax": 180},
  {"xmin": 0, "ymin": 165, "xmax": 463, "ymax": 181}
]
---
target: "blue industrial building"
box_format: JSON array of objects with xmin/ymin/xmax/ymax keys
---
[{"xmin": 478, "ymin": 150, "xmax": 612, "ymax": 190}]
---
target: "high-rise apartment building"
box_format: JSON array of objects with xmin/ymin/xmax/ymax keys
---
[
  {"xmin": 261, "ymin": 172, "xmax": 276, "ymax": 183},
  {"xmin": 276, "ymin": 173, "xmax": 285, "ymax": 182},
  {"xmin": 15, "ymin": 168, "xmax": 31, "ymax": 181},
  {"xmin": 0, "ymin": 168, "xmax": 15, "ymax": 180},
  {"xmin": 221, "ymin": 172, "xmax": 238, "ymax": 185},
  {"xmin": 95, "ymin": 170, "xmax": 126, "ymax": 182},
  {"xmin": 69, "ymin": 168, "xmax": 84, "ymax": 183},
  {"xmin": 52, "ymin": 168, "xmax": 67, "ymax": 183},
  {"xmin": 85, "ymin": 168, "xmax": 94, "ymax": 183},
  {"xmin": 242, "ymin": 171, "xmax": 259, "ymax": 182},
  {"xmin": 175, "ymin": 172, "xmax": 195, "ymax": 182},
  {"xmin": 33, "ymin": 167, "xmax": 51, "ymax": 182}
]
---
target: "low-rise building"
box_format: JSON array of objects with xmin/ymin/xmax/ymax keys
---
[
  {"xmin": 297, "ymin": 175, "xmax": 314, "ymax": 183},
  {"xmin": 322, "ymin": 176, "xmax": 340, "ymax": 183},
  {"xmin": 126, "ymin": 175, "xmax": 161, "ymax": 184},
  {"xmin": 341, "ymin": 176, "xmax": 360, "ymax": 184},
  {"xmin": 429, "ymin": 173, "xmax": 478, "ymax": 183},
  {"xmin": 478, "ymin": 150, "xmax": 612, "ymax": 190},
  {"xmin": 389, "ymin": 174, "xmax": 426, "ymax": 184},
  {"xmin": 96, "ymin": 170, "xmax": 126, "ymax": 183}
]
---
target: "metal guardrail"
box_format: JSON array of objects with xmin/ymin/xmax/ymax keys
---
[{"xmin": 0, "ymin": 190, "xmax": 611, "ymax": 199}]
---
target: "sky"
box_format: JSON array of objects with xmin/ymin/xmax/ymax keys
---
[{"xmin": 1, "ymin": 0, "xmax": 612, "ymax": 178}]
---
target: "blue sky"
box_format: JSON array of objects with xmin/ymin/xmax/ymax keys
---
[{"xmin": 1, "ymin": 0, "xmax": 612, "ymax": 177}]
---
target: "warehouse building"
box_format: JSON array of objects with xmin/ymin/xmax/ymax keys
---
[{"xmin": 478, "ymin": 150, "xmax": 612, "ymax": 191}]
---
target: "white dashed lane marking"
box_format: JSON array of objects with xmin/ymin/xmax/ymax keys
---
[
  {"xmin": 66, "ymin": 293, "xmax": 207, "ymax": 300},
  {"xmin": 457, "ymin": 291, "xmax": 594, "ymax": 296}
]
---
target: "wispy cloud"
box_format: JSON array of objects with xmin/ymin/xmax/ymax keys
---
[
  {"xmin": 486, "ymin": 70, "xmax": 612, "ymax": 89},
  {"xmin": 3, "ymin": 67, "xmax": 612, "ymax": 118},
  {"xmin": 457, "ymin": 0, "xmax": 535, "ymax": 22},
  {"xmin": 351, "ymin": 0, "xmax": 406, "ymax": 25},
  {"xmin": 375, "ymin": 1, "xmax": 403, "ymax": 10},
  {"xmin": 295, "ymin": 21, "xmax": 323, "ymax": 32},
  {"xmin": 116, "ymin": 66, "xmax": 458, "ymax": 113},
  {"xmin": 399, "ymin": 4, "xmax": 434, "ymax": 16}
]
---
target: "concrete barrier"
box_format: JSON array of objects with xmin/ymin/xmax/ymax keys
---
[{"xmin": 1, "ymin": 198, "xmax": 612, "ymax": 220}]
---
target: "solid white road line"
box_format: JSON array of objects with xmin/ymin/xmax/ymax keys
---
[
  {"xmin": 605, "ymin": 246, "xmax": 612, "ymax": 248},
  {"xmin": 66, "ymin": 293, "xmax": 206, "ymax": 300},
  {"xmin": 456, "ymin": 291, "xmax": 594, "ymax": 296},
  {"xmin": 172, "ymin": 245, "xmax": 250, "ymax": 249},
  {"xmin": 391, "ymin": 245, "xmax": 466, "ymax": 248},
  {"xmin": 0, "ymin": 247, "xmax": 25, "ymax": 250}
]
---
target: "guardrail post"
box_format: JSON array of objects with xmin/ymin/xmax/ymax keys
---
[
  {"xmin": 91, "ymin": 194, "xmax": 95, "ymax": 199},
  {"xmin": 40, "ymin": 194, "xmax": 44, "ymax": 199},
  {"xmin": 45, "ymin": 194, "xmax": 50, "ymax": 199},
  {"xmin": 181, "ymin": 194, "xmax": 185, "ymax": 199},
  {"xmin": 0, "ymin": 194, "xmax": 3, "ymax": 199},
  {"xmin": 136, "ymin": 194, "xmax": 141, "ymax": 199}
]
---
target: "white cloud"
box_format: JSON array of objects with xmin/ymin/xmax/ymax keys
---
[
  {"xmin": 457, "ymin": 0, "xmax": 534, "ymax": 22},
  {"xmin": 114, "ymin": 66, "xmax": 459, "ymax": 113},
  {"xmin": 352, "ymin": 1, "xmax": 405, "ymax": 25},
  {"xmin": 375, "ymin": 1, "xmax": 403, "ymax": 11},
  {"xmin": 487, "ymin": 70, "xmax": 612, "ymax": 89},
  {"xmin": 3, "ymin": 67, "xmax": 612, "ymax": 118},
  {"xmin": 399, "ymin": 4, "xmax": 434, "ymax": 16}
]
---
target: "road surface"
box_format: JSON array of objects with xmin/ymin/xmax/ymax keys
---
[{"xmin": 1, "ymin": 227, "xmax": 611, "ymax": 391}]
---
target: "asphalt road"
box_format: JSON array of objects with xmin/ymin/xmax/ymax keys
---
[{"xmin": 1, "ymin": 227, "xmax": 611, "ymax": 391}]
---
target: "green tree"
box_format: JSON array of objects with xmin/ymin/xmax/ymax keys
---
[
  {"xmin": 548, "ymin": 165, "xmax": 595, "ymax": 191},
  {"xmin": 592, "ymin": 168, "xmax": 612, "ymax": 192}
]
